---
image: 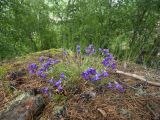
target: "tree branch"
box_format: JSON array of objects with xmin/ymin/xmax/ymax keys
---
[{"xmin": 115, "ymin": 70, "xmax": 160, "ymax": 87}]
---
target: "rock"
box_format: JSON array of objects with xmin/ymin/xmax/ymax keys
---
[
  {"xmin": 53, "ymin": 105, "xmax": 67, "ymax": 118},
  {"xmin": 0, "ymin": 93, "xmax": 45, "ymax": 120}
]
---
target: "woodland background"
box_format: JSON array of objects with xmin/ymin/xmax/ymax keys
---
[{"xmin": 0, "ymin": 0, "xmax": 160, "ymax": 68}]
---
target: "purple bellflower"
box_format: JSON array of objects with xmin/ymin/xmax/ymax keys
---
[
  {"xmin": 114, "ymin": 82, "xmax": 125, "ymax": 92},
  {"xmin": 63, "ymin": 50, "xmax": 67, "ymax": 57},
  {"xmin": 57, "ymin": 85, "xmax": 63, "ymax": 92},
  {"xmin": 37, "ymin": 70, "xmax": 43, "ymax": 76},
  {"xmin": 39, "ymin": 56, "xmax": 44, "ymax": 62},
  {"xmin": 36, "ymin": 70, "xmax": 47, "ymax": 79},
  {"xmin": 103, "ymin": 49, "xmax": 109, "ymax": 55},
  {"xmin": 29, "ymin": 63, "xmax": 38, "ymax": 69},
  {"xmin": 102, "ymin": 58, "xmax": 110, "ymax": 67},
  {"xmin": 87, "ymin": 68, "xmax": 97, "ymax": 75},
  {"xmin": 29, "ymin": 69, "xmax": 36, "ymax": 74},
  {"xmin": 48, "ymin": 78, "xmax": 54, "ymax": 84},
  {"xmin": 81, "ymin": 71, "xmax": 90, "ymax": 80},
  {"xmin": 52, "ymin": 60, "xmax": 60, "ymax": 64},
  {"xmin": 40, "ymin": 73, "xmax": 47, "ymax": 79},
  {"xmin": 106, "ymin": 82, "xmax": 112, "ymax": 89},
  {"xmin": 28, "ymin": 63, "xmax": 38, "ymax": 74},
  {"xmin": 41, "ymin": 87, "xmax": 49, "ymax": 94},
  {"xmin": 111, "ymin": 63, "xmax": 116, "ymax": 69},
  {"xmin": 76, "ymin": 45, "xmax": 81, "ymax": 54},
  {"xmin": 54, "ymin": 79, "xmax": 62, "ymax": 87},
  {"xmin": 60, "ymin": 73, "xmax": 65, "ymax": 79},
  {"xmin": 102, "ymin": 71, "xmax": 109, "ymax": 77},
  {"xmin": 85, "ymin": 44, "xmax": 95, "ymax": 55},
  {"xmin": 91, "ymin": 73, "xmax": 101, "ymax": 81},
  {"xmin": 99, "ymin": 48, "xmax": 109, "ymax": 56}
]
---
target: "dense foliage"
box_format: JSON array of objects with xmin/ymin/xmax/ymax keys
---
[{"xmin": 0, "ymin": 0, "xmax": 160, "ymax": 68}]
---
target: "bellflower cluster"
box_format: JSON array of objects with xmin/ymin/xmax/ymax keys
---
[
  {"xmin": 28, "ymin": 63, "xmax": 38, "ymax": 74},
  {"xmin": 55, "ymin": 79, "xmax": 63, "ymax": 92},
  {"xmin": 85, "ymin": 44, "xmax": 96, "ymax": 55},
  {"xmin": 28, "ymin": 56, "xmax": 64, "ymax": 95},
  {"xmin": 37, "ymin": 70, "xmax": 47, "ymax": 79},
  {"xmin": 99, "ymin": 48, "xmax": 116, "ymax": 69},
  {"xmin": 81, "ymin": 68, "xmax": 109, "ymax": 81},
  {"xmin": 36, "ymin": 58, "xmax": 52, "ymax": 78},
  {"xmin": 41, "ymin": 72, "xmax": 65, "ymax": 94},
  {"xmin": 80, "ymin": 44, "xmax": 122, "ymax": 93},
  {"xmin": 28, "ymin": 56, "xmax": 60, "ymax": 79},
  {"xmin": 102, "ymin": 53, "xmax": 116, "ymax": 69},
  {"xmin": 106, "ymin": 82, "xmax": 125, "ymax": 92},
  {"xmin": 54, "ymin": 73, "xmax": 65, "ymax": 92}
]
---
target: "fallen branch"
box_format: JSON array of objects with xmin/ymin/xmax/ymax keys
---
[
  {"xmin": 115, "ymin": 70, "xmax": 160, "ymax": 87},
  {"xmin": 97, "ymin": 108, "xmax": 107, "ymax": 117}
]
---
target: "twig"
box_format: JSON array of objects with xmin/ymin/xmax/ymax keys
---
[
  {"xmin": 115, "ymin": 70, "xmax": 160, "ymax": 87},
  {"xmin": 97, "ymin": 108, "xmax": 107, "ymax": 117}
]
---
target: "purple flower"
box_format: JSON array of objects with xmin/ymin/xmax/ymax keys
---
[
  {"xmin": 29, "ymin": 69, "xmax": 36, "ymax": 74},
  {"xmin": 102, "ymin": 58, "xmax": 110, "ymax": 67},
  {"xmin": 54, "ymin": 79, "xmax": 62, "ymax": 87},
  {"xmin": 39, "ymin": 67, "xmax": 46, "ymax": 72},
  {"xmin": 114, "ymin": 82, "xmax": 125, "ymax": 92},
  {"xmin": 41, "ymin": 87, "xmax": 49, "ymax": 94},
  {"xmin": 81, "ymin": 71, "xmax": 90, "ymax": 80},
  {"xmin": 106, "ymin": 82, "xmax": 112, "ymax": 89},
  {"xmin": 36, "ymin": 70, "xmax": 43, "ymax": 76},
  {"xmin": 91, "ymin": 74, "xmax": 101, "ymax": 81},
  {"xmin": 41, "ymin": 73, "xmax": 47, "ymax": 79},
  {"xmin": 99, "ymin": 48, "xmax": 102, "ymax": 52},
  {"xmin": 63, "ymin": 50, "xmax": 67, "ymax": 56},
  {"xmin": 101, "ymin": 53, "xmax": 116, "ymax": 70},
  {"xmin": 28, "ymin": 63, "xmax": 38, "ymax": 73},
  {"xmin": 99, "ymin": 48, "xmax": 109, "ymax": 55},
  {"xmin": 103, "ymin": 49, "xmax": 109, "ymax": 55},
  {"xmin": 76, "ymin": 45, "xmax": 81, "ymax": 54},
  {"xmin": 29, "ymin": 63, "xmax": 38, "ymax": 69},
  {"xmin": 102, "ymin": 71, "xmax": 109, "ymax": 77},
  {"xmin": 28, "ymin": 63, "xmax": 38, "ymax": 74},
  {"xmin": 42, "ymin": 61, "xmax": 50, "ymax": 70},
  {"xmin": 107, "ymin": 54, "xmax": 113, "ymax": 59},
  {"xmin": 47, "ymin": 58, "xmax": 60, "ymax": 65},
  {"xmin": 36, "ymin": 70, "xmax": 47, "ymax": 79},
  {"xmin": 87, "ymin": 68, "xmax": 97, "ymax": 75},
  {"xmin": 39, "ymin": 56, "xmax": 44, "ymax": 62},
  {"xmin": 48, "ymin": 58, "xmax": 53, "ymax": 62},
  {"xmin": 57, "ymin": 85, "xmax": 63, "ymax": 92},
  {"xmin": 111, "ymin": 63, "xmax": 116, "ymax": 69},
  {"xmin": 52, "ymin": 60, "xmax": 60, "ymax": 64},
  {"xmin": 60, "ymin": 73, "xmax": 65, "ymax": 79},
  {"xmin": 48, "ymin": 78, "xmax": 54, "ymax": 84},
  {"xmin": 85, "ymin": 44, "xmax": 95, "ymax": 55}
]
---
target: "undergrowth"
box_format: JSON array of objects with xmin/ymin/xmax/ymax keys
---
[{"xmin": 27, "ymin": 44, "xmax": 125, "ymax": 102}]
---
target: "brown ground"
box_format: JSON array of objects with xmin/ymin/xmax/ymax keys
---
[{"xmin": 0, "ymin": 52, "xmax": 160, "ymax": 120}]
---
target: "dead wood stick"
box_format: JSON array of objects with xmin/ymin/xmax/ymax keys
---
[
  {"xmin": 97, "ymin": 108, "xmax": 107, "ymax": 117},
  {"xmin": 115, "ymin": 70, "xmax": 160, "ymax": 87}
]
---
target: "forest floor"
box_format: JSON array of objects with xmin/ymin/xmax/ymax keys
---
[{"xmin": 0, "ymin": 49, "xmax": 160, "ymax": 120}]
